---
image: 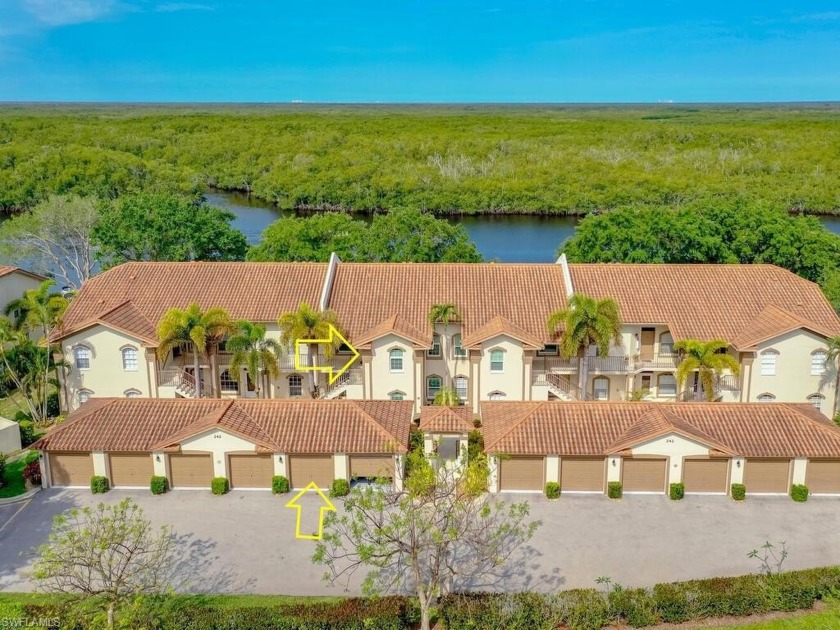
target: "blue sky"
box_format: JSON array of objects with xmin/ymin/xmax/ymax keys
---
[{"xmin": 1, "ymin": 1, "xmax": 839, "ymax": 102}]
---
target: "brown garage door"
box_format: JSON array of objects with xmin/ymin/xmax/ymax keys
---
[
  {"xmin": 745, "ymin": 459, "xmax": 790, "ymax": 494},
  {"xmin": 228, "ymin": 454, "xmax": 273, "ymax": 489},
  {"xmin": 169, "ymin": 454, "xmax": 214, "ymax": 488},
  {"xmin": 350, "ymin": 455, "xmax": 393, "ymax": 480},
  {"xmin": 806, "ymin": 460, "xmax": 840, "ymax": 494},
  {"xmin": 49, "ymin": 453, "xmax": 93, "ymax": 486},
  {"xmin": 289, "ymin": 454, "xmax": 333, "ymax": 489},
  {"xmin": 109, "ymin": 453, "xmax": 153, "ymax": 487},
  {"xmin": 561, "ymin": 457, "xmax": 605, "ymax": 492},
  {"xmin": 683, "ymin": 459, "xmax": 729, "ymax": 494},
  {"xmin": 499, "ymin": 457, "xmax": 544, "ymax": 491},
  {"xmin": 623, "ymin": 458, "xmax": 667, "ymax": 493}
]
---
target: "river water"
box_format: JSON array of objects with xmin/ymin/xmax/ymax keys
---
[{"xmin": 208, "ymin": 191, "xmax": 840, "ymax": 264}]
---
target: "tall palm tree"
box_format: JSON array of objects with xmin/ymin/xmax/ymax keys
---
[
  {"xmin": 156, "ymin": 303, "xmax": 235, "ymax": 398},
  {"xmin": 825, "ymin": 336, "xmax": 840, "ymax": 420},
  {"xmin": 5, "ymin": 280, "xmax": 69, "ymax": 418},
  {"xmin": 547, "ymin": 294, "xmax": 622, "ymax": 395},
  {"xmin": 433, "ymin": 386, "xmax": 460, "ymax": 407},
  {"xmin": 278, "ymin": 301, "xmax": 341, "ymax": 398},
  {"xmin": 428, "ymin": 303, "xmax": 461, "ymax": 385},
  {"xmin": 674, "ymin": 339, "xmax": 740, "ymax": 402},
  {"xmin": 228, "ymin": 320, "xmax": 282, "ymax": 398}
]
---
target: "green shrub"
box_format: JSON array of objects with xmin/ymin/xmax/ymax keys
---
[
  {"xmin": 18, "ymin": 420, "xmax": 35, "ymax": 446},
  {"xmin": 46, "ymin": 391, "xmax": 61, "ymax": 418},
  {"xmin": 731, "ymin": 483, "xmax": 746, "ymax": 500},
  {"xmin": 557, "ymin": 589, "xmax": 611, "ymax": 630},
  {"xmin": 13, "ymin": 410, "xmax": 30, "ymax": 423},
  {"xmin": 90, "ymin": 475, "xmax": 109, "ymax": 494},
  {"xmin": 791, "ymin": 484, "xmax": 809, "ymax": 502},
  {"xmin": 467, "ymin": 429, "xmax": 484, "ymax": 461},
  {"xmin": 150, "ymin": 475, "xmax": 168, "ymax": 495},
  {"xmin": 211, "ymin": 477, "xmax": 229, "ymax": 495},
  {"xmin": 608, "ymin": 481, "xmax": 622, "ymax": 499},
  {"xmin": 669, "ymin": 483, "xmax": 684, "ymax": 501},
  {"xmin": 545, "ymin": 481, "xmax": 561, "ymax": 499},
  {"xmin": 608, "ymin": 586, "xmax": 659, "ymax": 628},
  {"xmin": 330, "ymin": 478, "xmax": 350, "ymax": 497},
  {"xmin": 272, "ymin": 475, "xmax": 289, "ymax": 494}
]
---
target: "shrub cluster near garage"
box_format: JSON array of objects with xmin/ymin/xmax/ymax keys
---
[{"xmin": 439, "ymin": 566, "xmax": 840, "ymax": 629}]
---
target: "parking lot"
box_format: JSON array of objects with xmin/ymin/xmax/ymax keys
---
[{"xmin": 1, "ymin": 489, "xmax": 838, "ymax": 595}]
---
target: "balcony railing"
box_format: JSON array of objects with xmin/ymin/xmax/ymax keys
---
[
  {"xmin": 535, "ymin": 357, "xmax": 579, "ymax": 372},
  {"xmin": 633, "ymin": 353, "xmax": 680, "ymax": 370},
  {"xmin": 677, "ymin": 375, "xmax": 741, "ymax": 402},
  {"xmin": 588, "ymin": 356, "xmax": 631, "ymax": 372}
]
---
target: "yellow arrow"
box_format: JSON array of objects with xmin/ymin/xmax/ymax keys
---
[
  {"xmin": 294, "ymin": 324, "xmax": 360, "ymax": 385},
  {"xmin": 285, "ymin": 481, "xmax": 337, "ymax": 540}
]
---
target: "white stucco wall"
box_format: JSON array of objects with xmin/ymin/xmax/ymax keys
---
[
  {"xmin": 478, "ymin": 335, "xmax": 525, "ymax": 401},
  {"xmin": 0, "ymin": 417, "xmax": 21, "ymax": 455},
  {"xmin": 606, "ymin": 456, "xmax": 622, "ymax": 482},
  {"xmin": 631, "ymin": 433, "xmax": 712, "ymax": 484},
  {"xmin": 370, "ymin": 334, "xmax": 416, "ymax": 404},
  {"xmin": 730, "ymin": 457, "xmax": 745, "ymax": 485},
  {"xmin": 545, "ymin": 455, "xmax": 560, "ymax": 484},
  {"xmin": 92, "ymin": 452, "xmax": 108, "ymax": 477},
  {"xmin": 180, "ymin": 429, "xmax": 257, "ymax": 478},
  {"xmin": 0, "ymin": 272, "xmax": 44, "ymax": 316}
]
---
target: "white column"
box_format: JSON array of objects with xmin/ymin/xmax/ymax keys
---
[
  {"xmin": 730, "ymin": 457, "xmax": 745, "ymax": 485},
  {"xmin": 668, "ymin": 457, "xmax": 681, "ymax": 485},
  {"xmin": 488, "ymin": 456, "xmax": 499, "ymax": 493},
  {"xmin": 40, "ymin": 452, "xmax": 51, "ymax": 488},
  {"xmin": 212, "ymin": 451, "xmax": 225, "ymax": 478},
  {"xmin": 424, "ymin": 435, "xmax": 434, "ymax": 455},
  {"xmin": 607, "ymin": 456, "xmax": 621, "ymax": 482},
  {"xmin": 545, "ymin": 455, "xmax": 560, "ymax": 484},
  {"xmin": 393, "ymin": 455, "xmax": 404, "ymax": 491},
  {"xmin": 792, "ymin": 458, "xmax": 808, "ymax": 485},
  {"xmin": 523, "ymin": 356, "xmax": 533, "ymax": 402},
  {"xmin": 152, "ymin": 453, "xmax": 167, "ymax": 478},
  {"xmin": 414, "ymin": 350, "xmax": 424, "ymax": 415},
  {"xmin": 274, "ymin": 452, "xmax": 287, "ymax": 477},
  {"xmin": 92, "ymin": 452, "xmax": 108, "ymax": 478},
  {"xmin": 334, "ymin": 454, "xmax": 348, "ymax": 480}
]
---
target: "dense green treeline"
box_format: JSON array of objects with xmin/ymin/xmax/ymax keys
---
[{"xmin": 1, "ymin": 104, "xmax": 839, "ymax": 215}]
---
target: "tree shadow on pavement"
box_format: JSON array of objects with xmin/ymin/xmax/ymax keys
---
[{"xmin": 169, "ymin": 532, "xmax": 256, "ymax": 594}]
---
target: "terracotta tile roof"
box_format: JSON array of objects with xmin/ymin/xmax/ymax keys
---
[
  {"xmin": 730, "ymin": 305, "xmax": 835, "ymax": 350},
  {"xmin": 354, "ymin": 314, "xmax": 430, "ymax": 348},
  {"xmin": 327, "ymin": 263, "xmax": 569, "ymax": 345},
  {"xmin": 569, "ymin": 264, "xmax": 840, "ymax": 347},
  {"xmin": 480, "ymin": 402, "xmax": 840, "ymax": 458},
  {"xmin": 461, "ymin": 315, "xmax": 543, "ymax": 349},
  {"xmin": 56, "ymin": 262, "xmax": 328, "ymax": 343},
  {"xmin": 0, "ymin": 265, "xmax": 47, "ymax": 281},
  {"xmin": 33, "ymin": 398, "xmax": 413, "ymax": 454},
  {"xmin": 419, "ymin": 406, "xmax": 475, "ymax": 433}
]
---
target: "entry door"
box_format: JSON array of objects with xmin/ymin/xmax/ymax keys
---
[
  {"xmin": 243, "ymin": 368, "xmax": 257, "ymax": 398},
  {"xmin": 639, "ymin": 328, "xmax": 655, "ymax": 361}
]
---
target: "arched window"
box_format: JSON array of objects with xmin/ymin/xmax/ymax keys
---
[
  {"xmin": 757, "ymin": 392, "xmax": 776, "ymax": 402},
  {"xmin": 593, "ymin": 376, "xmax": 610, "ymax": 401},
  {"xmin": 124, "ymin": 389, "xmax": 142, "ymax": 399},
  {"xmin": 488, "ymin": 391, "xmax": 506, "ymax": 401},
  {"xmin": 389, "ymin": 348, "xmax": 404, "ymax": 372},
  {"xmin": 452, "ymin": 334, "xmax": 466, "ymax": 358},
  {"xmin": 426, "ymin": 375, "xmax": 442, "ymax": 401},
  {"xmin": 78, "ymin": 389, "xmax": 93, "ymax": 404},
  {"xmin": 659, "ymin": 332, "xmax": 674, "ymax": 355},
  {"xmin": 658, "ymin": 373, "xmax": 677, "ymax": 397},
  {"xmin": 74, "ymin": 345, "xmax": 91, "ymax": 370},
  {"xmin": 121, "ymin": 346, "xmax": 138, "ymax": 371},
  {"xmin": 807, "ymin": 394, "xmax": 825, "ymax": 411},
  {"xmin": 220, "ymin": 370, "xmax": 238, "ymax": 393},
  {"xmin": 454, "ymin": 375, "xmax": 468, "ymax": 402},
  {"xmin": 389, "ymin": 390, "xmax": 406, "ymax": 401},
  {"xmin": 489, "ymin": 349, "xmax": 504, "ymax": 373},
  {"xmin": 760, "ymin": 349, "xmax": 779, "ymax": 376},
  {"xmin": 811, "ymin": 350, "xmax": 828, "ymax": 376},
  {"xmin": 428, "ymin": 334, "xmax": 441, "ymax": 357},
  {"xmin": 288, "ymin": 374, "xmax": 302, "ymax": 398}
]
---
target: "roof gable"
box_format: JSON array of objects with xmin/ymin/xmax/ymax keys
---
[
  {"xmin": 419, "ymin": 406, "xmax": 475, "ymax": 433},
  {"xmin": 461, "ymin": 315, "xmax": 542, "ymax": 349},
  {"xmin": 354, "ymin": 314, "xmax": 430, "ymax": 348}
]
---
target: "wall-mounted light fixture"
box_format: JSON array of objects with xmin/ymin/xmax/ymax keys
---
[
  {"xmin": 611, "ymin": 458, "xmax": 616, "ymax": 467},
  {"xmin": 736, "ymin": 460, "xmax": 741, "ymax": 468},
  {"xmin": 277, "ymin": 455, "xmax": 283, "ymax": 464},
  {"xmin": 155, "ymin": 455, "xmax": 161, "ymax": 463}
]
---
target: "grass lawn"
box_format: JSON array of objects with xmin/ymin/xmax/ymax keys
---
[
  {"xmin": 0, "ymin": 393, "xmax": 27, "ymax": 420},
  {"xmin": 0, "ymin": 457, "xmax": 27, "ymax": 498},
  {"xmin": 717, "ymin": 600, "xmax": 840, "ymax": 629}
]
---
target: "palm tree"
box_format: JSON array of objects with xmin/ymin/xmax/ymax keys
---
[
  {"xmin": 433, "ymin": 386, "xmax": 460, "ymax": 407},
  {"xmin": 674, "ymin": 339, "xmax": 740, "ymax": 402},
  {"xmin": 825, "ymin": 336, "xmax": 840, "ymax": 420},
  {"xmin": 428, "ymin": 303, "xmax": 461, "ymax": 386},
  {"xmin": 278, "ymin": 302, "xmax": 341, "ymax": 398},
  {"xmin": 5, "ymin": 280, "xmax": 69, "ymax": 419},
  {"xmin": 156, "ymin": 303, "xmax": 235, "ymax": 399},
  {"xmin": 547, "ymin": 294, "xmax": 622, "ymax": 395},
  {"xmin": 228, "ymin": 320, "xmax": 282, "ymax": 398}
]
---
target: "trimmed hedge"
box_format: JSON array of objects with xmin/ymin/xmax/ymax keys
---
[
  {"xmin": 90, "ymin": 475, "xmax": 109, "ymax": 494},
  {"xmin": 545, "ymin": 481, "xmax": 560, "ymax": 499},
  {"xmin": 607, "ymin": 481, "xmax": 622, "ymax": 499},
  {"xmin": 211, "ymin": 477, "xmax": 229, "ymax": 495},
  {"xmin": 272, "ymin": 475, "xmax": 290, "ymax": 494},
  {"xmin": 330, "ymin": 478, "xmax": 350, "ymax": 498},
  {"xmin": 669, "ymin": 483, "xmax": 684, "ymax": 501},
  {"xmin": 440, "ymin": 566, "xmax": 840, "ymax": 629},
  {"xmin": 791, "ymin": 484, "xmax": 809, "ymax": 502},
  {"xmin": 731, "ymin": 483, "xmax": 746, "ymax": 501},
  {"xmin": 151, "ymin": 475, "xmax": 168, "ymax": 495}
]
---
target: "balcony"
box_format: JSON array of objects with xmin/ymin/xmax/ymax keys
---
[
  {"xmin": 588, "ymin": 355, "xmax": 631, "ymax": 372},
  {"xmin": 633, "ymin": 353, "xmax": 680, "ymax": 371},
  {"xmin": 534, "ymin": 357, "xmax": 579, "ymax": 373}
]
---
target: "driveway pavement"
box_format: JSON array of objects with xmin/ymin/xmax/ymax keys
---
[{"xmin": 0, "ymin": 489, "xmax": 838, "ymax": 595}]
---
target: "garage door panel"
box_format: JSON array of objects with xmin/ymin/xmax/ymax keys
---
[
  {"xmin": 806, "ymin": 460, "xmax": 840, "ymax": 494},
  {"xmin": 561, "ymin": 458, "xmax": 605, "ymax": 492},
  {"xmin": 350, "ymin": 455, "xmax": 393, "ymax": 479},
  {"xmin": 110, "ymin": 453, "xmax": 154, "ymax": 487},
  {"xmin": 289, "ymin": 454, "xmax": 333, "ymax": 489},
  {"xmin": 169, "ymin": 454, "xmax": 214, "ymax": 488},
  {"xmin": 745, "ymin": 459, "xmax": 790, "ymax": 494},
  {"xmin": 50, "ymin": 453, "xmax": 93, "ymax": 486},
  {"xmin": 623, "ymin": 459, "xmax": 667, "ymax": 493},
  {"xmin": 229, "ymin": 454, "xmax": 273, "ymax": 489},
  {"xmin": 683, "ymin": 459, "xmax": 729, "ymax": 494},
  {"xmin": 500, "ymin": 457, "xmax": 544, "ymax": 491}
]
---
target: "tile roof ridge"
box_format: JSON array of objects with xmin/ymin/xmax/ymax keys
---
[
  {"xmin": 31, "ymin": 398, "xmax": 119, "ymax": 450},
  {"xmin": 779, "ymin": 403, "xmax": 840, "ymax": 444},
  {"xmin": 657, "ymin": 405, "xmax": 737, "ymax": 454},
  {"xmin": 224, "ymin": 400, "xmax": 284, "ymax": 449},
  {"xmin": 483, "ymin": 402, "xmax": 546, "ymax": 451},
  {"xmin": 350, "ymin": 400, "xmax": 410, "ymax": 447}
]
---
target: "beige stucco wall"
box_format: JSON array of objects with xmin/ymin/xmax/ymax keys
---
[
  {"xmin": 180, "ymin": 428, "xmax": 257, "ymax": 478},
  {"xmin": 0, "ymin": 417, "xmax": 21, "ymax": 455},
  {"xmin": 631, "ymin": 433, "xmax": 712, "ymax": 484},
  {"xmin": 606, "ymin": 456, "xmax": 622, "ymax": 482},
  {"xmin": 0, "ymin": 272, "xmax": 44, "ymax": 316},
  {"xmin": 369, "ymin": 334, "xmax": 417, "ymax": 405},
  {"xmin": 749, "ymin": 330, "xmax": 835, "ymax": 414},
  {"xmin": 478, "ymin": 335, "xmax": 525, "ymax": 401},
  {"xmin": 62, "ymin": 325, "xmax": 151, "ymax": 409}
]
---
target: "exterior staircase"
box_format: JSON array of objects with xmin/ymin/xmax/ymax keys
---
[
  {"xmin": 174, "ymin": 368, "xmax": 211, "ymax": 398},
  {"xmin": 320, "ymin": 369, "xmax": 362, "ymax": 400},
  {"xmin": 544, "ymin": 372, "xmax": 592, "ymax": 401}
]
